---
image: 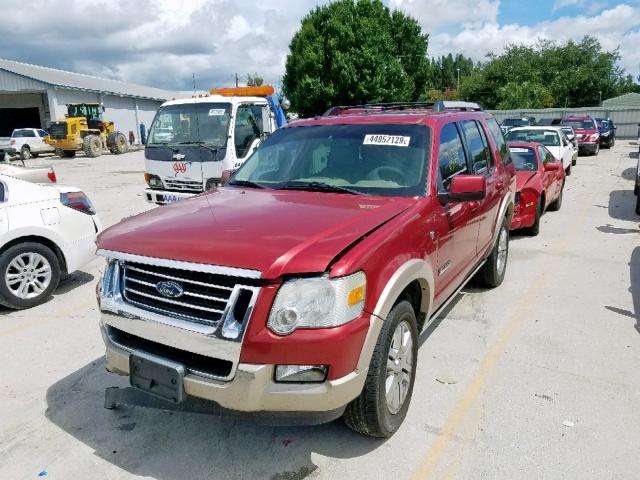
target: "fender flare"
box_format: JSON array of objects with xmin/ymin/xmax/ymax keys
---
[
  {"xmin": 490, "ymin": 192, "xmax": 514, "ymax": 250},
  {"xmin": 355, "ymin": 258, "xmax": 435, "ymax": 372}
]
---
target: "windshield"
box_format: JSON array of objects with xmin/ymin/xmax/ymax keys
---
[
  {"xmin": 505, "ymin": 129, "xmax": 560, "ymax": 147},
  {"xmin": 561, "ymin": 127, "xmax": 573, "ymax": 136},
  {"xmin": 502, "ymin": 118, "xmax": 530, "ymax": 127},
  {"xmin": 508, "ymin": 146, "xmax": 538, "ymax": 171},
  {"xmin": 231, "ymin": 123, "xmax": 431, "ymax": 197},
  {"xmin": 148, "ymin": 102, "xmax": 231, "ymax": 146},
  {"xmin": 563, "ymin": 119, "xmax": 596, "ymax": 130}
]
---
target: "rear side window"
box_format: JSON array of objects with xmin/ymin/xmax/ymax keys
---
[
  {"xmin": 486, "ymin": 118, "xmax": 511, "ymax": 164},
  {"xmin": 460, "ymin": 120, "xmax": 492, "ymax": 175},
  {"xmin": 12, "ymin": 129, "xmax": 36, "ymax": 138},
  {"xmin": 438, "ymin": 123, "xmax": 468, "ymax": 189},
  {"xmin": 38, "ymin": 129, "xmax": 48, "ymax": 137}
]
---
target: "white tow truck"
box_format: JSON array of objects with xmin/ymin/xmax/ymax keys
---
[{"xmin": 143, "ymin": 86, "xmax": 288, "ymax": 204}]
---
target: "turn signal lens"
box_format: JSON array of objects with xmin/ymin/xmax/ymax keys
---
[{"xmin": 348, "ymin": 285, "xmax": 365, "ymax": 306}]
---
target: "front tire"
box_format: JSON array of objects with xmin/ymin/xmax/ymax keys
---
[
  {"xmin": 0, "ymin": 242, "xmax": 61, "ymax": 309},
  {"xmin": 83, "ymin": 135, "xmax": 102, "ymax": 158},
  {"xmin": 565, "ymin": 162, "xmax": 572, "ymax": 176},
  {"xmin": 344, "ymin": 300, "xmax": 418, "ymax": 438},
  {"xmin": 476, "ymin": 217, "xmax": 509, "ymax": 288}
]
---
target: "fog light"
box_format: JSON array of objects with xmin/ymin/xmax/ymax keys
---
[{"xmin": 275, "ymin": 365, "xmax": 328, "ymax": 383}]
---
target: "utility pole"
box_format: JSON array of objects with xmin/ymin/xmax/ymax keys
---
[
  {"xmin": 235, "ymin": 73, "xmax": 239, "ymax": 88},
  {"xmin": 456, "ymin": 68, "xmax": 461, "ymax": 91},
  {"xmin": 192, "ymin": 73, "xmax": 196, "ymax": 94},
  {"xmin": 599, "ymin": 90, "xmax": 602, "ymax": 107}
]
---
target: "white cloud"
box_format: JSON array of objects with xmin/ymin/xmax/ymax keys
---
[
  {"xmin": 0, "ymin": 0, "xmax": 638, "ymax": 90},
  {"xmin": 553, "ymin": 0, "xmax": 583, "ymax": 12}
]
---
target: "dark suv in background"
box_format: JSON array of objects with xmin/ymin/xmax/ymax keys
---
[
  {"xmin": 595, "ymin": 117, "xmax": 616, "ymax": 148},
  {"xmin": 500, "ymin": 116, "xmax": 536, "ymax": 134}
]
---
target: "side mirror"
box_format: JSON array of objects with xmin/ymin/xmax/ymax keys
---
[
  {"xmin": 438, "ymin": 175, "xmax": 486, "ymax": 203},
  {"xmin": 281, "ymin": 98, "xmax": 291, "ymax": 111},
  {"xmin": 220, "ymin": 169, "xmax": 236, "ymax": 185},
  {"xmin": 544, "ymin": 162, "xmax": 561, "ymax": 172}
]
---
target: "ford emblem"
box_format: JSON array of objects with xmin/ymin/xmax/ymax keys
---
[{"xmin": 155, "ymin": 280, "xmax": 184, "ymax": 298}]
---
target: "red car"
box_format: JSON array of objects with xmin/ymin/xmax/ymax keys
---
[
  {"xmin": 509, "ymin": 142, "xmax": 564, "ymax": 235},
  {"xmin": 562, "ymin": 116, "xmax": 600, "ymax": 155},
  {"xmin": 96, "ymin": 101, "xmax": 515, "ymax": 437}
]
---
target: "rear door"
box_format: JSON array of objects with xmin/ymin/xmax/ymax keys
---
[
  {"xmin": 432, "ymin": 123, "xmax": 478, "ymax": 300},
  {"xmin": 459, "ymin": 120, "xmax": 502, "ymax": 256},
  {"xmin": 540, "ymin": 146, "xmax": 562, "ymax": 202}
]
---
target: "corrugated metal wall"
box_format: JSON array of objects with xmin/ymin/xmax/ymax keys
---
[{"xmin": 488, "ymin": 107, "xmax": 640, "ymax": 138}]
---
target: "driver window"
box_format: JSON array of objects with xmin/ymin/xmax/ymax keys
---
[
  {"xmin": 545, "ymin": 151, "xmax": 556, "ymax": 165},
  {"xmin": 234, "ymin": 105, "xmax": 262, "ymax": 158},
  {"xmin": 438, "ymin": 123, "xmax": 468, "ymax": 191}
]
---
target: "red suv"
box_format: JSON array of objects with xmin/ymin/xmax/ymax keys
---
[
  {"xmin": 562, "ymin": 116, "xmax": 600, "ymax": 155},
  {"xmin": 96, "ymin": 101, "xmax": 515, "ymax": 437}
]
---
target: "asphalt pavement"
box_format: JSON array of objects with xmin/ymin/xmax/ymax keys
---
[{"xmin": 0, "ymin": 144, "xmax": 638, "ymax": 479}]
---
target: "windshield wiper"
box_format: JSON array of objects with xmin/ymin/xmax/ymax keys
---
[
  {"xmin": 227, "ymin": 179, "xmax": 271, "ymax": 190},
  {"xmin": 279, "ymin": 181, "xmax": 361, "ymax": 195}
]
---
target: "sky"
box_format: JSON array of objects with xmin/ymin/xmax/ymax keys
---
[{"xmin": 1, "ymin": 0, "xmax": 639, "ymax": 92}]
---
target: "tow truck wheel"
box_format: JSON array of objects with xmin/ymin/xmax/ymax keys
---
[
  {"xmin": 0, "ymin": 242, "xmax": 61, "ymax": 309},
  {"xmin": 344, "ymin": 300, "xmax": 417, "ymax": 438},
  {"xmin": 83, "ymin": 135, "xmax": 102, "ymax": 158}
]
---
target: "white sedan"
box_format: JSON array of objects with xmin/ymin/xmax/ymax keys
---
[
  {"xmin": 505, "ymin": 126, "xmax": 575, "ymax": 176},
  {"xmin": 0, "ymin": 174, "xmax": 101, "ymax": 309}
]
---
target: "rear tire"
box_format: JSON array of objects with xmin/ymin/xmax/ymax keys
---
[
  {"xmin": 344, "ymin": 300, "xmax": 418, "ymax": 438},
  {"xmin": 565, "ymin": 162, "xmax": 572, "ymax": 176},
  {"xmin": 0, "ymin": 242, "xmax": 61, "ymax": 309},
  {"xmin": 476, "ymin": 217, "xmax": 509, "ymax": 288},
  {"xmin": 548, "ymin": 183, "xmax": 563, "ymax": 211},
  {"xmin": 20, "ymin": 145, "xmax": 31, "ymax": 160},
  {"xmin": 83, "ymin": 135, "xmax": 102, "ymax": 158}
]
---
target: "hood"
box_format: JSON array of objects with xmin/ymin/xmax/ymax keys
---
[
  {"xmin": 515, "ymin": 170, "xmax": 539, "ymax": 191},
  {"xmin": 97, "ymin": 187, "xmax": 413, "ymax": 279}
]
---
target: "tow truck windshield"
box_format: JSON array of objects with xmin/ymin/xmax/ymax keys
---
[
  {"xmin": 231, "ymin": 123, "xmax": 430, "ymax": 197},
  {"xmin": 148, "ymin": 103, "xmax": 231, "ymax": 146}
]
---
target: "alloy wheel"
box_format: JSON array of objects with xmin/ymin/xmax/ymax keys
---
[
  {"xmin": 386, "ymin": 320, "xmax": 413, "ymax": 415},
  {"xmin": 496, "ymin": 227, "xmax": 508, "ymax": 276},
  {"xmin": 5, "ymin": 252, "xmax": 52, "ymax": 299}
]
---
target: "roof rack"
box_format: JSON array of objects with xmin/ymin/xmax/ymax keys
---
[{"xmin": 323, "ymin": 100, "xmax": 482, "ymax": 116}]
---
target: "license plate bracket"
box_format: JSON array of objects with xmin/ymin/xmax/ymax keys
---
[{"xmin": 129, "ymin": 352, "xmax": 185, "ymax": 403}]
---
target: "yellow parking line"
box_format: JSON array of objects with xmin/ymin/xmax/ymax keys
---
[{"xmin": 412, "ymin": 204, "xmax": 588, "ymax": 479}]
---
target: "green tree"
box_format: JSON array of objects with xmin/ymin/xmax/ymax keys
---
[
  {"xmin": 460, "ymin": 36, "xmax": 637, "ymax": 109},
  {"xmin": 429, "ymin": 53, "xmax": 475, "ymax": 91},
  {"xmin": 283, "ymin": 0, "xmax": 429, "ymax": 116},
  {"xmin": 247, "ymin": 73, "xmax": 264, "ymax": 87},
  {"xmin": 497, "ymin": 81, "xmax": 554, "ymax": 109}
]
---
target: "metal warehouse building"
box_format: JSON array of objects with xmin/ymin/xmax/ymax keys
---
[{"xmin": 0, "ymin": 58, "xmax": 178, "ymax": 142}]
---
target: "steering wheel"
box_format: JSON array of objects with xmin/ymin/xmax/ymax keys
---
[{"xmin": 366, "ymin": 166, "xmax": 407, "ymax": 184}]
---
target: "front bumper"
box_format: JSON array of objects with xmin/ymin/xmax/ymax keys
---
[
  {"xmin": 101, "ymin": 316, "xmax": 367, "ymax": 413},
  {"xmin": 144, "ymin": 188, "xmax": 196, "ymax": 205},
  {"xmin": 578, "ymin": 142, "xmax": 598, "ymax": 153}
]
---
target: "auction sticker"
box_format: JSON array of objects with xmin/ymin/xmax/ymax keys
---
[
  {"xmin": 509, "ymin": 147, "xmax": 532, "ymax": 153},
  {"xmin": 363, "ymin": 134, "xmax": 410, "ymax": 147},
  {"xmin": 208, "ymin": 108, "xmax": 226, "ymax": 116}
]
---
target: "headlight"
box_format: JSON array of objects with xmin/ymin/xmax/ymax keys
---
[
  {"xmin": 98, "ymin": 259, "xmax": 120, "ymax": 311},
  {"xmin": 205, "ymin": 177, "xmax": 221, "ymax": 190},
  {"xmin": 590, "ymin": 133, "xmax": 599, "ymax": 141},
  {"xmin": 144, "ymin": 172, "xmax": 163, "ymax": 189},
  {"xmin": 267, "ymin": 272, "xmax": 366, "ymax": 335}
]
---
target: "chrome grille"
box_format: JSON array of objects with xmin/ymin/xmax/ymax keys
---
[
  {"xmin": 163, "ymin": 178, "xmax": 204, "ymax": 193},
  {"xmin": 122, "ymin": 262, "xmax": 238, "ymax": 327}
]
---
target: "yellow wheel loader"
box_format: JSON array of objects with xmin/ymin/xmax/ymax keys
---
[{"xmin": 45, "ymin": 103, "xmax": 128, "ymax": 158}]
